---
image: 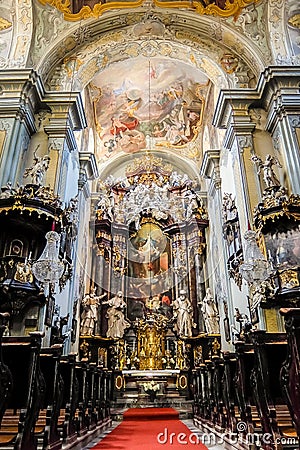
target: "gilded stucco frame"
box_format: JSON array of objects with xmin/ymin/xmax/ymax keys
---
[{"xmin": 37, "ymin": 0, "xmax": 260, "ymax": 21}]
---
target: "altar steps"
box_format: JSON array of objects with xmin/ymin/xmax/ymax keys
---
[{"xmin": 111, "ymin": 398, "xmax": 193, "ymax": 421}]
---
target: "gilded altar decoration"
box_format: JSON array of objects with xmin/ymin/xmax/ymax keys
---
[
  {"xmin": 220, "ymin": 53, "xmax": 239, "ymax": 74},
  {"xmin": 193, "ymin": 345, "xmax": 202, "ymax": 367},
  {"xmin": 95, "ymin": 167, "xmax": 206, "ymax": 234},
  {"xmin": 254, "ymin": 189, "xmax": 300, "ymax": 232},
  {"xmin": 14, "ymin": 262, "xmax": 33, "ymax": 284},
  {"xmin": 126, "ymin": 154, "xmax": 172, "ymax": 179},
  {"xmin": 278, "ymin": 270, "xmax": 299, "ymax": 290},
  {"xmin": 136, "ymin": 313, "xmax": 168, "ymax": 370},
  {"xmin": 211, "ymin": 337, "xmax": 221, "ymax": 357},
  {"xmin": 175, "ymin": 339, "xmax": 190, "ymax": 370},
  {"xmin": 98, "ymin": 347, "xmax": 107, "ymax": 367},
  {"xmin": 288, "ymin": 14, "xmax": 300, "ymax": 29},
  {"xmin": 37, "ymin": 0, "xmax": 260, "ymax": 21},
  {"xmin": 80, "ymin": 339, "xmax": 90, "ymax": 360},
  {"xmin": 0, "ymin": 182, "xmax": 65, "ymax": 234}
]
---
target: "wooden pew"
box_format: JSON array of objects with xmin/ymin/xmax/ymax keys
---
[
  {"xmin": 0, "ymin": 314, "xmax": 13, "ymax": 426},
  {"xmin": 0, "ymin": 333, "xmax": 44, "ymax": 450},
  {"xmin": 221, "ymin": 352, "xmax": 238, "ymax": 433},
  {"xmin": 280, "ymin": 308, "xmax": 300, "ymax": 444},
  {"xmin": 58, "ymin": 354, "xmax": 79, "ymax": 446},
  {"xmin": 211, "ymin": 356, "xmax": 226, "ymax": 430},
  {"xmin": 74, "ymin": 362, "xmax": 88, "ymax": 437},
  {"xmin": 86, "ymin": 363, "xmax": 97, "ymax": 430},
  {"xmin": 234, "ymin": 341, "xmax": 258, "ymax": 435},
  {"xmin": 250, "ymin": 330, "xmax": 296, "ymax": 448},
  {"xmin": 36, "ymin": 345, "xmax": 64, "ymax": 450}
]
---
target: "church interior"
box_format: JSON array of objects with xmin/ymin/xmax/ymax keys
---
[{"xmin": 0, "ymin": 0, "xmax": 300, "ymax": 449}]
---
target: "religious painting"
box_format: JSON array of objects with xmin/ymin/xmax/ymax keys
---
[
  {"xmin": 89, "ymin": 57, "xmax": 207, "ymax": 161},
  {"xmin": 127, "ymin": 222, "xmax": 173, "ymax": 320}
]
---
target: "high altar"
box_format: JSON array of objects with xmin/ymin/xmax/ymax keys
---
[{"xmin": 79, "ymin": 154, "xmax": 220, "ymax": 404}]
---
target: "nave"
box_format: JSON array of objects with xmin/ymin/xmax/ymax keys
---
[{"xmin": 0, "ymin": 0, "xmax": 300, "ymax": 449}]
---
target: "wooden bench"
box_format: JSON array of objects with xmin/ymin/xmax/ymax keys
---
[{"xmin": 0, "ymin": 333, "xmax": 44, "ymax": 450}]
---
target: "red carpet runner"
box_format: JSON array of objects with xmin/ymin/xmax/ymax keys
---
[{"xmin": 92, "ymin": 408, "xmax": 208, "ymax": 449}]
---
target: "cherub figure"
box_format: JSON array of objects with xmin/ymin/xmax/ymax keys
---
[{"xmin": 251, "ymin": 154, "xmax": 282, "ymax": 188}]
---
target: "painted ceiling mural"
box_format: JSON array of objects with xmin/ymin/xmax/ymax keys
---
[{"xmin": 90, "ymin": 57, "xmax": 209, "ymax": 162}]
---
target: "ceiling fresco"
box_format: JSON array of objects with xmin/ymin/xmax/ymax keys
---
[{"xmin": 90, "ymin": 57, "xmax": 209, "ymax": 162}]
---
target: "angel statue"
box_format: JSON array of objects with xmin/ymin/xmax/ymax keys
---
[
  {"xmin": 23, "ymin": 145, "xmax": 51, "ymax": 185},
  {"xmin": 251, "ymin": 154, "xmax": 282, "ymax": 189}
]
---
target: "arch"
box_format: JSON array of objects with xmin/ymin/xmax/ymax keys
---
[
  {"xmin": 32, "ymin": 8, "xmax": 267, "ymax": 89},
  {"xmin": 97, "ymin": 149, "xmax": 201, "ymax": 185}
]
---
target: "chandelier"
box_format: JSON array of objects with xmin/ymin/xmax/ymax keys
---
[
  {"xmin": 32, "ymin": 231, "xmax": 65, "ymax": 295},
  {"xmin": 239, "ymin": 230, "xmax": 271, "ymax": 285}
]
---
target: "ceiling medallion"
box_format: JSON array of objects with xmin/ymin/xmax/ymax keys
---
[{"xmin": 37, "ymin": 0, "xmax": 260, "ymax": 21}]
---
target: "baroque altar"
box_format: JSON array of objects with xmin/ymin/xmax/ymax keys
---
[{"xmin": 78, "ymin": 153, "xmax": 220, "ymax": 403}]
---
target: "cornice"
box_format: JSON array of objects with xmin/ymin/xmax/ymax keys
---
[
  {"xmin": 79, "ymin": 152, "xmax": 99, "ymax": 180},
  {"xmin": 213, "ymin": 66, "xmax": 300, "ymax": 130},
  {"xmin": 200, "ymin": 149, "xmax": 221, "ymax": 191},
  {"xmin": 44, "ymin": 91, "xmax": 87, "ymax": 131},
  {"xmin": 0, "ymin": 70, "xmax": 46, "ymax": 133}
]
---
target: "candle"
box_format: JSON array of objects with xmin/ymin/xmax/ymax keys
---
[
  {"xmin": 166, "ymin": 339, "xmax": 169, "ymax": 351},
  {"xmin": 28, "ymin": 251, "xmax": 32, "ymax": 260}
]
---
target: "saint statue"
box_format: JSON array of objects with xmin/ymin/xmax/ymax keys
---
[
  {"xmin": 172, "ymin": 289, "xmax": 194, "ymax": 338},
  {"xmin": 80, "ymin": 288, "xmax": 107, "ymax": 336},
  {"xmin": 103, "ymin": 291, "xmax": 130, "ymax": 339},
  {"xmin": 23, "ymin": 146, "xmax": 51, "ymax": 185},
  {"xmin": 201, "ymin": 288, "xmax": 220, "ymax": 334},
  {"xmin": 251, "ymin": 154, "xmax": 282, "ymax": 189}
]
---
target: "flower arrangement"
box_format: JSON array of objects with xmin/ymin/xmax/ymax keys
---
[{"xmin": 142, "ymin": 380, "xmax": 160, "ymax": 393}]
